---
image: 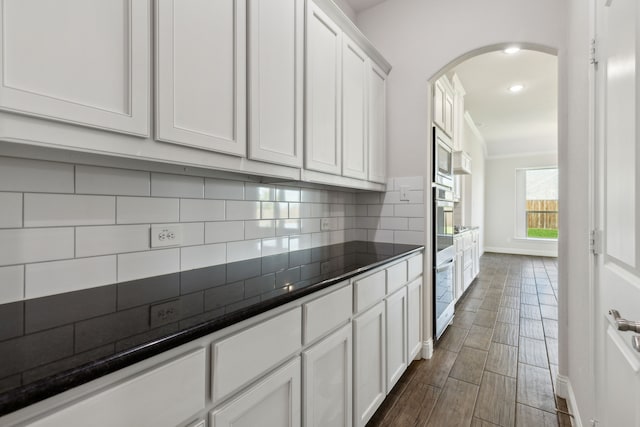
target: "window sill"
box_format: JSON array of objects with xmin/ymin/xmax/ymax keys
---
[{"xmin": 513, "ymin": 237, "xmax": 558, "ymax": 242}]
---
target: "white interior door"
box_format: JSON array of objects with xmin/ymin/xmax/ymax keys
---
[{"xmin": 596, "ymin": 0, "xmax": 640, "ymax": 425}]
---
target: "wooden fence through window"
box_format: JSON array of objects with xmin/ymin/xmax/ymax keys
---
[{"xmin": 526, "ymin": 200, "xmax": 558, "ymax": 230}]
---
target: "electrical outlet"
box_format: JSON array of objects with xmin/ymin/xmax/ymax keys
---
[
  {"xmin": 320, "ymin": 261, "xmax": 331, "ymax": 275},
  {"xmin": 400, "ymin": 185, "xmax": 411, "ymax": 201},
  {"xmin": 150, "ymin": 224, "xmax": 182, "ymax": 248},
  {"xmin": 320, "ymin": 218, "xmax": 331, "ymax": 231}
]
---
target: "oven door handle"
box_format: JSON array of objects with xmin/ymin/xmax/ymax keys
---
[{"xmin": 436, "ymin": 259, "xmax": 455, "ymax": 272}]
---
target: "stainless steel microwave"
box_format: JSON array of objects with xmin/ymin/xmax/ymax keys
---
[{"xmin": 433, "ymin": 126, "xmax": 453, "ymax": 189}]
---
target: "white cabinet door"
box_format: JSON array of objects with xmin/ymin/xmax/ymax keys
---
[
  {"xmin": 302, "ymin": 324, "xmax": 352, "ymax": 427},
  {"xmin": 156, "ymin": 0, "xmax": 246, "ymax": 156},
  {"xmin": 407, "ymin": 279, "xmax": 422, "ymax": 361},
  {"xmin": 247, "ymin": 0, "xmax": 303, "ymax": 167},
  {"xmin": 455, "ymin": 247, "xmax": 464, "ymax": 300},
  {"xmin": 433, "ymin": 80, "xmax": 445, "ymax": 132},
  {"xmin": 211, "ymin": 357, "xmax": 301, "ymax": 427},
  {"xmin": 368, "ymin": 62, "xmax": 387, "ymax": 184},
  {"xmin": 385, "ymin": 287, "xmax": 407, "ymax": 393},
  {"xmin": 305, "ymin": 2, "xmax": 342, "ymax": 175},
  {"xmin": 0, "ymin": 0, "xmax": 149, "ymax": 136},
  {"xmin": 341, "ymin": 35, "xmax": 368, "ymax": 180},
  {"xmin": 444, "ymin": 93, "xmax": 454, "ymax": 136},
  {"xmin": 353, "ymin": 301, "xmax": 385, "ymax": 427}
]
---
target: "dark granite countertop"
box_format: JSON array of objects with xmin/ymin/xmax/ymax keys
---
[{"xmin": 0, "ymin": 241, "xmax": 423, "ymax": 416}]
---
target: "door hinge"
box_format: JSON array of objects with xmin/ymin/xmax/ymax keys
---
[
  {"xmin": 590, "ymin": 229, "xmax": 602, "ymax": 255},
  {"xmin": 590, "ymin": 38, "xmax": 598, "ymax": 66}
]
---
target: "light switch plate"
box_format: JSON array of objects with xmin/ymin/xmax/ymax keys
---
[
  {"xmin": 150, "ymin": 224, "xmax": 182, "ymax": 247},
  {"xmin": 320, "ymin": 218, "xmax": 331, "ymax": 231},
  {"xmin": 400, "ymin": 185, "xmax": 411, "ymax": 201}
]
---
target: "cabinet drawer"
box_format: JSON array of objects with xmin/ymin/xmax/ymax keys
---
[
  {"xmin": 304, "ymin": 283, "xmax": 352, "ymax": 344},
  {"xmin": 353, "ymin": 270, "xmax": 386, "ymax": 313},
  {"xmin": 31, "ymin": 349, "xmax": 206, "ymax": 427},
  {"xmin": 386, "ymin": 261, "xmax": 407, "ymax": 294},
  {"xmin": 212, "ymin": 308, "xmax": 302, "ymax": 403},
  {"xmin": 407, "ymin": 254, "xmax": 423, "ymax": 280}
]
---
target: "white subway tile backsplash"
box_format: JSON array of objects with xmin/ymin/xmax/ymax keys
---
[
  {"xmin": 168, "ymin": 222, "xmax": 204, "ymax": 247},
  {"xmin": 394, "ymin": 204, "xmax": 425, "ymax": 218},
  {"xmin": 288, "ymin": 203, "xmax": 301, "ymax": 219},
  {"xmin": 409, "ymin": 218, "xmax": 425, "ymax": 231},
  {"xmin": 394, "ymin": 176, "xmax": 424, "ymax": 191},
  {"xmin": 0, "ymin": 157, "xmax": 74, "ymax": 193},
  {"xmin": 345, "ymin": 204, "xmax": 357, "ymax": 217},
  {"xmin": 367, "ymin": 204, "xmax": 394, "ymax": 217},
  {"xmin": 275, "ymin": 186, "xmax": 301, "ymax": 202},
  {"xmin": 262, "ymin": 237, "xmax": 289, "ymax": 256},
  {"xmin": 301, "ymin": 218, "xmax": 321, "ymax": 234},
  {"xmin": 330, "ymin": 204, "xmax": 345, "ymax": 217},
  {"xmin": 297, "ymin": 203, "xmax": 313, "ymax": 218},
  {"xmin": 276, "ymin": 219, "xmax": 301, "ymax": 236},
  {"xmin": 368, "ymin": 229, "xmax": 394, "ymax": 243},
  {"xmin": 380, "ymin": 217, "xmax": 409, "ymax": 230},
  {"xmin": 329, "ymin": 230, "xmax": 346, "ymax": 244},
  {"xmin": 205, "ymin": 221, "xmax": 244, "ymax": 243},
  {"xmin": 0, "ymin": 193, "xmax": 22, "ymax": 228},
  {"xmin": 226, "ymin": 201, "xmax": 261, "ymax": 220},
  {"xmin": 346, "ymin": 228, "xmax": 367, "ymax": 241},
  {"xmin": 355, "ymin": 205, "xmax": 368, "ymax": 217},
  {"xmin": 394, "ymin": 231, "xmax": 425, "ymax": 245},
  {"xmin": 408, "ymin": 190, "xmax": 425, "ymax": 204},
  {"xmin": 245, "ymin": 183, "xmax": 275, "ymax": 201},
  {"xmin": 181, "ymin": 244, "xmax": 226, "ymax": 271},
  {"xmin": 227, "ymin": 239, "xmax": 261, "ymax": 263},
  {"xmin": 0, "ymin": 228, "xmax": 74, "ymax": 266},
  {"xmin": 76, "ymin": 166, "xmax": 150, "ymax": 196},
  {"xmin": 382, "ymin": 191, "xmax": 402, "ymax": 205},
  {"xmin": 117, "ymin": 197, "xmax": 179, "ymax": 224},
  {"xmin": 118, "ymin": 249, "xmax": 180, "ymax": 282},
  {"xmin": 262, "ymin": 202, "xmax": 288, "ymax": 219},
  {"xmin": 311, "ymin": 232, "xmax": 330, "ymax": 248},
  {"xmin": 24, "ymin": 194, "xmax": 115, "ymax": 227},
  {"xmin": 301, "ymin": 188, "xmax": 328, "ymax": 203},
  {"xmin": 180, "ymin": 199, "xmax": 225, "ymax": 222},
  {"xmin": 0, "ymin": 265, "xmax": 24, "ymax": 303},
  {"xmin": 245, "ymin": 220, "xmax": 275, "ymax": 239},
  {"xmin": 356, "ymin": 192, "xmax": 380, "ymax": 205},
  {"xmin": 151, "ymin": 173, "xmax": 204, "ymax": 198},
  {"xmin": 25, "ymin": 256, "xmax": 116, "ymax": 299},
  {"xmin": 355, "ymin": 217, "xmax": 378, "ymax": 229},
  {"xmin": 289, "ymin": 234, "xmax": 312, "ymax": 251},
  {"xmin": 205, "ymin": 178, "xmax": 244, "ymax": 200},
  {"xmin": 310, "ymin": 203, "xmax": 329, "ymax": 218},
  {"xmin": 76, "ymin": 224, "xmax": 150, "ymax": 257}
]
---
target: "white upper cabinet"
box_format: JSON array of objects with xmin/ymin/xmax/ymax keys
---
[
  {"xmin": 247, "ymin": 0, "xmax": 303, "ymax": 167},
  {"xmin": 156, "ymin": 0, "xmax": 246, "ymax": 156},
  {"xmin": 305, "ymin": 2, "xmax": 343, "ymax": 175},
  {"xmin": 433, "ymin": 81, "xmax": 446, "ymax": 133},
  {"xmin": 341, "ymin": 36, "xmax": 368, "ymax": 180},
  {"xmin": 368, "ymin": 62, "xmax": 387, "ymax": 184},
  {"xmin": 0, "ymin": 0, "xmax": 149, "ymax": 136}
]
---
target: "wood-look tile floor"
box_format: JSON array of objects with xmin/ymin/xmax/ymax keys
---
[{"xmin": 367, "ymin": 253, "xmax": 572, "ymax": 427}]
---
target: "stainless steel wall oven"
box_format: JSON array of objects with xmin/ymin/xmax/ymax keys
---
[{"xmin": 433, "ymin": 183, "xmax": 456, "ymax": 339}]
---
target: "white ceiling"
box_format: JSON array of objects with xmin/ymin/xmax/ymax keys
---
[
  {"xmin": 343, "ymin": 0, "xmax": 387, "ymax": 12},
  {"xmin": 452, "ymin": 49, "xmax": 558, "ymax": 157}
]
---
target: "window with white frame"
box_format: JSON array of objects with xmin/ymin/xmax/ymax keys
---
[{"xmin": 515, "ymin": 167, "xmax": 558, "ymax": 239}]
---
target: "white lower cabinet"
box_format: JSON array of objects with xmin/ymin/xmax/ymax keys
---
[
  {"xmin": 303, "ymin": 324, "xmax": 352, "ymax": 427},
  {"xmin": 385, "ymin": 287, "xmax": 408, "ymax": 393},
  {"xmin": 210, "ymin": 357, "xmax": 301, "ymax": 427},
  {"xmin": 407, "ymin": 279, "xmax": 423, "ymax": 361},
  {"xmin": 353, "ymin": 301, "xmax": 386, "ymax": 427}
]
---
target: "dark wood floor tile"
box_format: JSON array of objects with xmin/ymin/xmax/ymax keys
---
[
  {"xmin": 542, "ymin": 318, "xmax": 558, "ymax": 339},
  {"xmin": 376, "ymin": 382, "xmax": 440, "ymax": 427},
  {"xmin": 540, "ymin": 304, "xmax": 558, "ymax": 320},
  {"xmin": 474, "ymin": 371, "xmax": 516, "ymax": 426},
  {"xmin": 438, "ymin": 326, "xmax": 469, "ymax": 353},
  {"xmin": 411, "ymin": 349, "xmax": 458, "ymax": 389},
  {"xmin": 471, "ymin": 418, "xmax": 501, "ymax": 427},
  {"xmin": 521, "ymin": 285, "xmax": 537, "ymax": 295},
  {"xmin": 503, "ymin": 287, "xmax": 521, "ymax": 297},
  {"xmin": 464, "ymin": 324, "xmax": 493, "ymax": 351},
  {"xmin": 493, "ymin": 322, "xmax": 519, "ymax": 347},
  {"xmin": 422, "ymin": 377, "xmax": 479, "ymax": 427},
  {"xmin": 520, "ymin": 318, "xmax": 545, "ymax": 340},
  {"xmin": 485, "ymin": 342, "xmax": 518, "ymax": 378},
  {"xmin": 453, "ymin": 310, "xmax": 476, "ymax": 329},
  {"xmin": 519, "ymin": 337, "xmax": 549, "ymax": 368},
  {"xmin": 460, "ymin": 297, "xmax": 483, "ymax": 312},
  {"xmin": 556, "ymin": 397, "xmax": 573, "ymax": 427},
  {"xmin": 546, "ymin": 338, "xmax": 559, "ymax": 365},
  {"xmin": 520, "ymin": 304, "xmax": 542, "ymax": 320},
  {"xmin": 485, "ymin": 289, "xmax": 504, "ymax": 299},
  {"xmin": 517, "ymin": 363, "xmax": 556, "ymax": 413},
  {"xmin": 449, "ymin": 346, "xmax": 488, "ymax": 385},
  {"xmin": 480, "ymin": 297, "xmax": 500, "ymax": 312},
  {"xmin": 367, "ymin": 367, "xmax": 414, "ymax": 426},
  {"xmin": 474, "ymin": 309, "xmax": 498, "ymax": 328},
  {"xmin": 537, "ymin": 293, "xmax": 557, "ymax": 306},
  {"xmin": 497, "ymin": 307, "xmax": 520, "ymax": 325},
  {"xmin": 537, "ymin": 285, "xmax": 555, "ymax": 295},
  {"xmin": 515, "ymin": 404, "xmax": 559, "ymax": 427},
  {"xmin": 500, "ymin": 295, "xmax": 520, "ymax": 309},
  {"xmin": 520, "ymin": 293, "xmax": 538, "ymax": 305}
]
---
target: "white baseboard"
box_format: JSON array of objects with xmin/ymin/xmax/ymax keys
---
[
  {"xmin": 484, "ymin": 246, "xmax": 558, "ymax": 258},
  {"xmin": 422, "ymin": 339, "xmax": 433, "ymax": 359},
  {"xmin": 557, "ymin": 375, "xmax": 583, "ymax": 427}
]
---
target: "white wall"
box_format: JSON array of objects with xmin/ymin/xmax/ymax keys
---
[
  {"xmin": 331, "ymin": 0, "xmax": 357, "ymax": 21},
  {"xmin": 461, "ymin": 115, "xmax": 486, "ymax": 254},
  {"xmin": 484, "ymin": 153, "xmax": 558, "ymax": 257}
]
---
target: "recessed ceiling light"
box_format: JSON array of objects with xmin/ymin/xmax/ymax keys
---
[
  {"xmin": 509, "ymin": 84, "xmax": 524, "ymax": 93},
  {"xmin": 504, "ymin": 46, "xmax": 521, "ymax": 55}
]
